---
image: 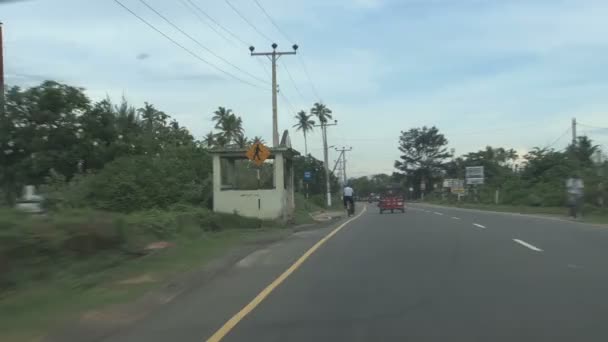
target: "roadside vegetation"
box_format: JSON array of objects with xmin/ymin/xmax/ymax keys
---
[
  {"xmin": 350, "ymin": 126, "xmax": 607, "ymax": 221},
  {"xmin": 0, "ymin": 81, "xmax": 342, "ymax": 340}
]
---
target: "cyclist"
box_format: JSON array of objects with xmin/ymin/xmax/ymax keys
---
[{"xmin": 343, "ymin": 184, "xmax": 355, "ymax": 213}]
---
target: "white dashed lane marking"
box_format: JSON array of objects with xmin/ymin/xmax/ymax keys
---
[{"xmin": 513, "ymin": 239, "xmax": 543, "ymax": 252}]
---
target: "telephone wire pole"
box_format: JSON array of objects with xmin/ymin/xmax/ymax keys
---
[
  {"xmin": 0, "ymin": 22, "xmax": 5, "ymax": 115},
  {"xmin": 335, "ymin": 147, "xmax": 353, "ymax": 185},
  {"xmin": 315, "ymin": 120, "xmax": 338, "ymax": 207},
  {"xmin": 572, "ymin": 117, "xmax": 577, "ymax": 146},
  {"xmin": 250, "ymin": 43, "xmax": 298, "ymax": 147}
]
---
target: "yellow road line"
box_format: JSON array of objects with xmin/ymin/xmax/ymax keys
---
[{"xmin": 206, "ymin": 205, "xmax": 368, "ymax": 342}]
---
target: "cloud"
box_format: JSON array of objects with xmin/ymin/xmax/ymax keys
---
[
  {"xmin": 5, "ymin": 72, "xmax": 50, "ymax": 86},
  {"xmin": 136, "ymin": 53, "xmax": 150, "ymax": 60},
  {"xmin": 4, "ymin": 0, "xmax": 608, "ymax": 176}
]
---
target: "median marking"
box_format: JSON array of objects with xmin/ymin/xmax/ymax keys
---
[
  {"xmin": 473, "ymin": 223, "xmax": 486, "ymax": 229},
  {"xmin": 205, "ymin": 206, "xmax": 368, "ymax": 342},
  {"xmin": 434, "ymin": 212, "xmax": 444, "ymax": 216},
  {"xmin": 513, "ymin": 239, "xmax": 543, "ymax": 252},
  {"xmin": 451, "ymin": 217, "xmax": 461, "ymax": 220}
]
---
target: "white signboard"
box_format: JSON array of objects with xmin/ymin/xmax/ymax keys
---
[
  {"xmin": 466, "ymin": 166, "xmax": 484, "ymax": 185},
  {"xmin": 466, "ymin": 178, "xmax": 484, "ymax": 185},
  {"xmin": 465, "ymin": 166, "xmax": 484, "ymax": 178}
]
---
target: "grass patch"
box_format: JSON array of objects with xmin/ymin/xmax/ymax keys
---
[
  {"xmin": 0, "ymin": 228, "xmax": 283, "ymax": 342},
  {"xmin": 0, "ymin": 205, "xmax": 284, "ymax": 342},
  {"xmin": 293, "ymin": 193, "xmax": 345, "ymax": 225}
]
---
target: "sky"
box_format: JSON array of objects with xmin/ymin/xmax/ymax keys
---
[{"xmin": 2, "ymin": 0, "xmax": 608, "ymax": 177}]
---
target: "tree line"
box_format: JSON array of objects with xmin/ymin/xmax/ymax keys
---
[
  {"xmin": 0, "ymin": 80, "xmax": 338, "ymax": 209},
  {"xmin": 350, "ymin": 126, "xmax": 607, "ymax": 208}
]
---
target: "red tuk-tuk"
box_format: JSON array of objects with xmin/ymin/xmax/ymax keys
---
[{"xmin": 378, "ymin": 186, "xmax": 406, "ymax": 214}]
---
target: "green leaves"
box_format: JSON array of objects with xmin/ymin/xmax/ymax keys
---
[
  {"xmin": 310, "ymin": 102, "xmax": 332, "ymax": 124},
  {"xmin": 0, "ymin": 81, "xmax": 199, "ymax": 202},
  {"xmin": 208, "ymin": 106, "xmax": 245, "ymax": 148}
]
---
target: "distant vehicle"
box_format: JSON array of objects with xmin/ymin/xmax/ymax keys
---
[{"xmin": 378, "ymin": 186, "xmax": 405, "ymax": 214}]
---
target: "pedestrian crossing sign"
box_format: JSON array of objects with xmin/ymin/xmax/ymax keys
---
[{"xmin": 246, "ymin": 142, "xmax": 271, "ymax": 166}]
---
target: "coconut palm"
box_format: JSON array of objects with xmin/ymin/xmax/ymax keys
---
[
  {"xmin": 203, "ymin": 131, "xmax": 216, "ymax": 148},
  {"xmin": 293, "ymin": 110, "xmax": 315, "ymax": 155},
  {"xmin": 212, "ymin": 106, "xmax": 233, "ymax": 129},
  {"xmin": 310, "ymin": 102, "xmax": 333, "ymax": 125},
  {"xmin": 234, "ymin": 134, "xmax": 249, "ymax": 148},
  {"xmin": 218, "ymin": 114, "xmax": 244, "ymax": 145},
  {"xmin": 215, "ymin": 134, "xmax": 228, "ymax": 148},
  {"xmin": 252, "ymin": 136, "xmax": 265, "ymax": 145}
]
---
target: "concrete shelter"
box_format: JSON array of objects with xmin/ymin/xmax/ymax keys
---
[{"xmin": 210, "ymin": 131, "xmax": 299, "ymax": 221}]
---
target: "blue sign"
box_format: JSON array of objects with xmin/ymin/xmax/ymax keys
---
[{"xmin": 304, "ymin": 171, "xmax": 312, "ymax": 182}]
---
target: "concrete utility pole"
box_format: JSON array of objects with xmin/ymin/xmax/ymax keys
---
[
  {"xmin": 572, "ymin": 117, "xmax": 577, "ymax": 146},
  {"xmin": 335, "ymin": 146, "xmax": 352, "ymax": 185},
  {"xmin": 314, "ymin": 120, "xmax": 338, "ymax": 207},
  {"xmin": 250, "ymin": 43, "xmax": 298, "ymax": 147},
  {"xmin": 0, "ymin": 22, "xmax": 5, "ymax": 115}
]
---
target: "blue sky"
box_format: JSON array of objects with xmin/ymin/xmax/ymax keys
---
[{"xmin": 3, "ymin": 0, "xmax": 608, "ymax": 176}]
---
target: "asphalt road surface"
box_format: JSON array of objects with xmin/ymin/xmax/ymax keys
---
[{"xmin": 105, "ymin": 203, "xmax": 608, "ymax": 342}]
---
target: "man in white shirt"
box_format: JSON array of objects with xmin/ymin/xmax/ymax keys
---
[
  {"xmin": 343, "ymin": 185, "xmax": 354, "ymax": 211},
  {"xmin": 566, "ymin": 176, "xmax": 584, "ymax": 218}
]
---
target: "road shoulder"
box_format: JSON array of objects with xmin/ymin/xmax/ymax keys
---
[{"xmin": 44, "ymin": 213, "xmax": 348, "ymax": 342}]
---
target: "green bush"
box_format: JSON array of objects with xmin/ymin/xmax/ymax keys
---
[
  {"xmin": 39, "ymin": 147, "xmax": 213, "ymax": 213},
  {"xmin": 0, "ymin": 208, "xmax": 128, "ymax": 289},
  {"xmin": 0, "ymin": 205, "xmax": 266, "ymax": 290}
]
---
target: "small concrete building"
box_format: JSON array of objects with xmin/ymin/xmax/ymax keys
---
[{"xmin": 210, "ymin": 132, "xmax": 299, "ymax": 221}]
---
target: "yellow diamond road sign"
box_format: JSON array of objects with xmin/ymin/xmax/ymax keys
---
[{"xmin": 246, "ymin": 142, "xmax": 271, "ymax": 166}]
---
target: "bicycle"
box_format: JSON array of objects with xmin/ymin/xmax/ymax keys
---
[{"xmin": 346, "ymin": 200, "xmax": 355, "ymax": 217}]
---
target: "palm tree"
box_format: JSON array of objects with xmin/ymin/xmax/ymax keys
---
[
  {"xmin": 138, "ymin": 102, "xmax": 168, "ymax": 130},
  {"xmin": 310, "ymin": 102, "xmax": 333, "ymax": 125},
  {"xmin": 234, "ymin": 134, "xmax": 249, "ymax": 148},
  {"xmin": 212, "ymin": 106, "xmax": 233, "ymax": 129},
  {"xmin": 252, "ymin": 136, "xmax": 265, "ymax": 145},
  {"xmin": 293, "ymin": 110, "xmax": 315, "ymax": 155},
  {"xmin": 203, "ymin": 131, "xmax": 216, "ymax": 148},
  {"xmin": 218, "ymin": 114, "xmax": 244, "ymax": 145},
  {"xmin": 215, "ymin": 134, "xmax": 228, "ymax": 148}
]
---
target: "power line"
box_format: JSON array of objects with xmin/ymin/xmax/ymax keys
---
[
  {"xmin": 249, "ymin": 0, "xmax": 321, "ymax": 102},
  {"xmin": 255, "ymin": 58, "xmax": 271, "ymax": 77},
  {"xmin": 546, "ymin": 127, "xmax": 572, "ymax": 149},
  {"xmin": 137, "ymin": 0, "xmax": 268, "ymax": 85},
  {"xmin": 186, "ymin": 0, "xmax": 250, "ymax": 46},
  {"xmin": 578, "ymin": 122, "xmax": 608, "ymax": 130},
  {"xmin": 280, "ymin": 60, "xmax": 307, "ymax": 103},
  {"xmin": 113, "ymin": 0, "xmax": 265, "ymax": 90},
  {"xmin": 258, "ymin": 57, "xmax": 299, "ymax": 112},
  {"xmin": 223, "ymin": 0, "xmax": 274, "ymax": 43},
  {"xmin": 251, "ymin": 0, "xmax": 293, "ymax": 43},
  {"xmin": 178, "ymin": 0, "xmax": 234, "ymax": 45},
  {"xmin": 298, "ymin": 55, "xmax": 321, "ymax": 101},
  {"xmin": 279, "ymin": 89, "xmax": 297, "ymax": 114}
]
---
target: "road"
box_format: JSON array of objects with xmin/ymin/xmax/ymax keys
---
[{"xmin": 105, "ymin": 203, "xmax": 608, "ymax": 342}]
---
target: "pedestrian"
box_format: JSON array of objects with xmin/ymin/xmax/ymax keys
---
[{"xmin": 566, "ymin": 174, "xmax": 584, "ymax": 219}]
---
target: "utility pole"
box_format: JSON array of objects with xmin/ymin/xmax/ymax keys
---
[
  {"xmin": 335, "ymin": 146, "xmax": 352, "ymax": 184},
  {"xmin": 0, "ymin": 22, "xmax": 5, "ymax": 115},
  {"xmin": 250, "ymin": 43, "xmax": 298, "ymax": 147},
  {"xmin": 314, "ymin": 120, "xmax": 338, "ymax": 207},
  {"xmin": 572, "ymin": 117, "xmax": 577, "ymax": 146}
]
